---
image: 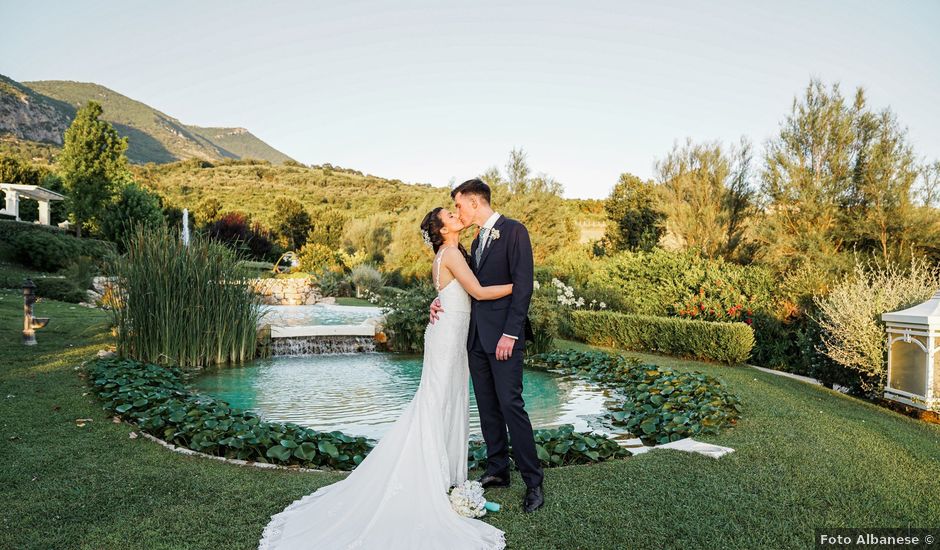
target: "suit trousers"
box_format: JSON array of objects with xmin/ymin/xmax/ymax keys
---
[{"xmin": 468, "ymin": 332, "xmax": 544, "ymax": 489}]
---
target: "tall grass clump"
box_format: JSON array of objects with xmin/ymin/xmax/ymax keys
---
[{"xmin": 108, "ymin": 224, "xmax": 265, "ymax": 368}]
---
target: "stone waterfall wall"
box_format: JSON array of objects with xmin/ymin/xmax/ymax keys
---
[{"xmin": 250, "ymin": 276, "xmax": 322, "ymax": 305}]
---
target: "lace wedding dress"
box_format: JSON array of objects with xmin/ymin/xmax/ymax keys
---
[{"xmin": 258, "ymin": 247, "xmax": 506, "ymax": 550}]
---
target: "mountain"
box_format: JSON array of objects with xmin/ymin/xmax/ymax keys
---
[
  {"xmin": 0, "ymin": 75, "xmax": 73, "ymax": 144},
  {"xmin": 0, "ymin": 75, "xmax": 293, "ymax": 165}
]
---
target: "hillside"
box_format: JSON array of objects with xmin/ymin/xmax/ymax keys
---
[
  {"xmin": 0, "ymin": 75, "xmax": 73, "ymax": 145},
  {"xmin": 0, "ymin": 75, "xmax": 293, "ymax": 165}
]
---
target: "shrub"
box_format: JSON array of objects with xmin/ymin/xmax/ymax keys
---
[
  {"xmin": 58, "ymin": 255, "xmax": 99, "ymax": 291},
  {"xmin": 34, "ymin": 277, "xmax": 86, "ymax": 302},
  {"xmin": 570, "ymin": 310, "xmax": 754, "ymax": 365},
  {"xmin": 99, "ymin": 183, "xmax": 165, "ymax": 248},
  {"xmin": 378, "ymin": 283, "xmax": 438, "ymax": 353},
  {"xmin": 527, "ymin": 292, "xmax": 558, "ymax": 355},
  {"xmin": 350, "ymin": 264, "xmax": 384, "ymax": 297},
  {"xmin": 814, "ymin": 257, "xmax": 940, "ymax": 396},
  {"xmin": 297, "ymin": 242, "xmax": 342, "ymax": 273},
  {"xmin": 0, "ymin": 221, "xmax": 115, "ymax": 271},
  {"xmin": 87, "ymin": 357, "xmax": 372, "ymax": 470},
  {"xmin": 107, "ymin": 224, "xmax": 264, "ymax": 368},
  {"xmin": 11, "ymin": 229, "xmax": 80, "ymax": 271},
  {"xmin": 526, "ymin": 350, "xmax": 741, "ymax": 445}
]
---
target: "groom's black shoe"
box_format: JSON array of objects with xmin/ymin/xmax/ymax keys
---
[
  {"xmin": 477, "ymin": 471, "xmax": 510, "ymax": 489},
  {"xmin": 522, "ymin": 484, "xmax": 544, "ymax": 513}
]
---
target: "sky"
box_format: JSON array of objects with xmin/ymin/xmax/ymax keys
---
[{"xmin": 2, "ymin": 0, "xmax": 938, "ymax": 199}]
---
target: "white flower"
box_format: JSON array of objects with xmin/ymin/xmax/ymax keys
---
[
  {"xmin": 448, "ymin": 480, "xmax": 487, "ymax": 518},
  {"xmin": 490, "ymin": 228, "xmax": 501, "ymax": 241},
  {"xmin": 533, "ymin": 280, "xmax": 540, "ymax": 290},
  {"xmin": 600, "ymin": 302, "xmax": 607, "ymax": 309}
]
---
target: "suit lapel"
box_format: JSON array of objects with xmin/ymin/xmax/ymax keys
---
[
  {"xmin": 477, "ymin": 215, "xmax": 506, "ymax": 272},
  {"xmin": 470, "ymin": 235, "xmax": 480, "ymax": 271}
]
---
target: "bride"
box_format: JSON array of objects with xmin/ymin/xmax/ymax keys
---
[{"xmin": 258, "ymin": 207, "xmax": 509, "ymax": 550}]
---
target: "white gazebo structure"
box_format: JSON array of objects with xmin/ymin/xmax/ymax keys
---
[
  {"xmin": 0, "ymin": 183, "xmax": 65, "ymax": 226},
  {"xmin": 881, "ymin": 291, "xmax": 940, "ymax": 411}
]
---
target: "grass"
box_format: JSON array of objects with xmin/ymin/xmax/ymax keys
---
[
  {"xmin": 334, "ymin": 296, "xmax": 375, "ymax": 307},
  {"xmin": 2, "ymin": 292, "xmax": 940, "ymax": 549}
]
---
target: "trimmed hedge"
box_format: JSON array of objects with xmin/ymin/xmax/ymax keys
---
[
  {"xmin": 0, "ymin": 220, "xmax": 115, "ymax": 271},
  {"xmin": 570, "ymin": 310, "xmax": 754, "ymax": 365},
  {"xmin": 34, "ymin": 277, "xmax": 86, "ymax": 303}
]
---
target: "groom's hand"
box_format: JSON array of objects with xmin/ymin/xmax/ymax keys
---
[
  {"xmin": 429, "ymin": 297, "xmax": 443, "ymax": 324},
  {"xmin": 495, "ymin": 335, "xmax": 514, "ymax": 361}
]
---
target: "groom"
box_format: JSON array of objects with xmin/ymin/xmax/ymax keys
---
[{"xmin": 430, "ymin": 178, "xmax": 545, "ymax": 513}]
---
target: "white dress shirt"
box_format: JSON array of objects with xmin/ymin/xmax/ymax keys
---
[{"xmin": 477, "ymin": 212, "xmax": 518, "ymax": 341}]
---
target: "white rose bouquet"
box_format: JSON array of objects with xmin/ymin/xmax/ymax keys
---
[{"xmin": 448, "ymin": 480, "xmax": 488, "ymax": 518}]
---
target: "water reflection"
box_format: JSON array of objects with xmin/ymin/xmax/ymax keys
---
[
  {"xmin": 262, "ymin": 304, "xmax": 384, "ymax": 327},
  {"xmin": 192, "ymin": 353, "xmax": 616, "ymax": 440}
]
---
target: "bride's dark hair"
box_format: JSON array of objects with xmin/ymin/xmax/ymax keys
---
[{"xmin": 420, "ymin": 207, "xmax": 471, "ymax": 262}]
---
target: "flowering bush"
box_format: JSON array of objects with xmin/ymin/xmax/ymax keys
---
[{"xmin": 671, "ymin": 278, "xmax": 756, "ymax": 326}]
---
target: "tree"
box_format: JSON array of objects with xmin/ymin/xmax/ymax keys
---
[
  {"xmin": 757, "ymin": 79, "xmax": 857, "ymax": 272},
  {"xmin": 505, "ymin": 147, "xmax": 530, "ymax": 195},
  {"xmin": 270, "ymin": 197, "xmax": 311, "ymax": 251},
  {"xmin": 59, "ymin": 101, "xmax": 129, "ymax": 236},
  {"xmin": 195, "ymin": 197, "xmax": 223, "ymax": 226},
  {"xmin": 306, "ymin": 209, "xmax": 346, "ymax": 248},
  {"xmin": 655, "ymin": 138, "xmax": 755, "ymax": 259},
  {"xmin": 604, "ymin": 173, "xmax": 664, "ymax": 252},
  {"xmin": 758, "ymin": 79, "xmax": 922, "ymax": 271},
  {"xmin": 100, "ymin": 184, "xmax": 165, "ymax": 249},
  {"xmin": 914, "ymin": 160, "xmax": 940, "ymax": 208}
]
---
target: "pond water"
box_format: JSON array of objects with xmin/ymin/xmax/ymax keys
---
[
  {"xmin": 262, "ymin": 304, "xmax": 384, "ymax": 327},
  {"xmin": 191, "ymin": 353, "xmax": 617, "ymax": 440}
]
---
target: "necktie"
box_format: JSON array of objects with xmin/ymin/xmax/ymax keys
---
[{"xmin": 476, "ymin": 227, "xmax": 490, "ymax": 265}]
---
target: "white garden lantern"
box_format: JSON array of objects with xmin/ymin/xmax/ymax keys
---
[{"xmin": 881, "ymin": 290, "xmax": 940, "ymax": 411}]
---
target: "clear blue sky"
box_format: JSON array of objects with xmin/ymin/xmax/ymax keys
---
[{"xmin": 2, "ymin": 0, "xmax": 938, "ymax": 199}]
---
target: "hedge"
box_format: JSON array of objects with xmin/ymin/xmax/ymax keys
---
[
  {"xmin": 570, "ymin": 310, "xmax": 754, "ymax": 365},
  {"xmin": 0, "ymin": 220, "xmax": 115, "ymax": 271}
]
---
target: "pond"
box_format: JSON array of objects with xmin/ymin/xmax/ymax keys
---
[
  {"xmin": 191, "ymin": 353, "xmax": 617, "ymax": 440},
  {"xmin": 262, "ymin": 303, "xmax": 384, "ymax": 327}
]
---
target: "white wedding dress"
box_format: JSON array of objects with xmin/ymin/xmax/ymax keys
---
[{"xmin": 258, "ymin": 248, "xmax": 506, "ymax": 550}]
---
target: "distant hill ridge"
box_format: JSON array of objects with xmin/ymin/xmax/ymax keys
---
[{"xmin": 0, "ymin": 75, "xmax": 293, "ymax": 165}]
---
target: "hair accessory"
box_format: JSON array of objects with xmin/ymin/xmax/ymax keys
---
[{"xmin": 421, "ymin": 229, "xmax": 433, "ymax": 248}]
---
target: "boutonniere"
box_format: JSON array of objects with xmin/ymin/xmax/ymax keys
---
[{"xmin": 490, "ymin": 228, "xmax": 501, "ymax": 241}]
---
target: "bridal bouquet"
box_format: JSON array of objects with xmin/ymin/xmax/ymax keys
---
[{"xmin": 448, "ymin": 480, "xmax": 487, "ymax": 518}]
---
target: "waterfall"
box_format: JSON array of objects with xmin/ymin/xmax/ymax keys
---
[
  {"xmin": 182, "ymin": 208, "xmax": 190, "ymax": 246},
  {"xmin": 270, "ymin": 335, "xmax": 376, "ymax": 356}
]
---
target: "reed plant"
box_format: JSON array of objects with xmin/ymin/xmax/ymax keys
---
[{"xmin": 108, "ymin": 224, "xmax": 265, "ymax": 368}]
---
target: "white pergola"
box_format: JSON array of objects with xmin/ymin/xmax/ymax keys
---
[{"xmin": 0, "ymin": 183, "xmax": 65, "ymax": 226}]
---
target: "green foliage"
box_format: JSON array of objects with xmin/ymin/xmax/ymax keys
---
[
  {"xmin": 99, "ymin": 183, "xmax": 165, "ymax": 248},
  {"xmin": 349, "ymin": 263, "xmax": 384, "ymax": 297},
  {"xmin": 527, "ymin": 291, "xmax": 559, "ymax": 354},
  {"xmin": 307, "ymin": 209, "xmax": 346, "ymax": 248},
  {"xmin": 87, "ymin": 357, "xmax": 373, "ymax": 470},
  {"xmin": 107, "ymin": 224, "xmax": 263, "ymax": 368},
  {"xmin": 59, "ymin": 101, "xmax": 129, "ymax": 236},
  {"xmin": 468, "ymin": 424, "xmax": 630, "ymax": 471},
  {"xmin": 604, "ymin": 172, "xmax": 665, "ymax": 252},
  {"xmin": 270, "ymin": 197, "xmax": 311, "ymax": 250},
  {"xmin": 814, "ymin": 257, "xmax": 940, "ymax": 396},
  {"xmin": 526, "ymin": 350, "xmax": 741, "ymax": 445},
  {"xmin": 570, "ymin": 310, "xmax": 754, "ymax": 365},
  {"xmin": 758, "ymin": 79, "xmax": 922, "ymax": 270},
  {"xmin": 314, "ymin": 268, "xmax": 353, "ymax": 297},
  {"xmin": 655, "ymin": 138, "xmax": 755, "ymax": 260},
  {"xmin": 297, "ymin": 242, "xmax": 342, "ymax": 273},
  {"xmin": 34, "ymin": 276, "xmax": 85, "ymax": 302},
  {"xmin": 4, "ymin": 224, "xmax": 113, "ymax": 271},
  {"xmin": 378, "ymin": 283, "xmax": 438, "ymax": 353}
]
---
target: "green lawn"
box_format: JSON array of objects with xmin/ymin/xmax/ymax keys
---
[
  {"xmin": 333, "ymin": 296, "xmax": 375, "ymax": 307},
  {"xmin": 2, "ymin": 291, "xmax": 940, "ymax": 549}
]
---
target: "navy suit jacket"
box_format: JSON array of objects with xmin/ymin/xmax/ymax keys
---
[{"xmin": 467, "ymin": 215, "xmax": 535, "ymax": 353}]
